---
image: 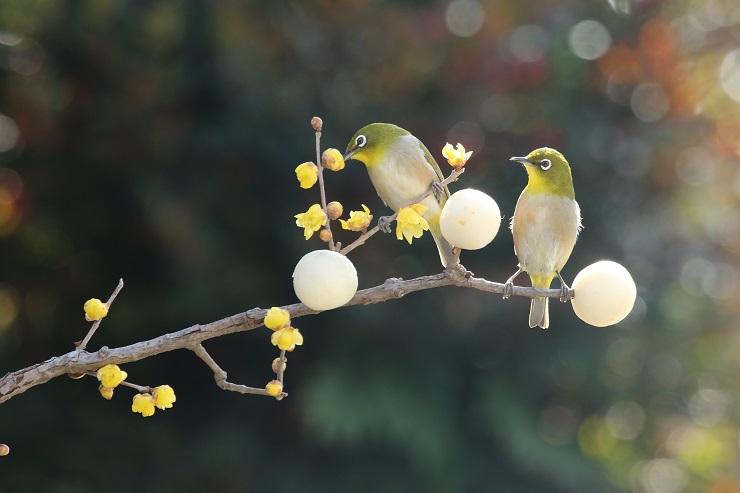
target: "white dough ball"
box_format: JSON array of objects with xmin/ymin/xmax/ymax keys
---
[
  {"xmin": 571, "ymin": 261, "xmax": 636, "ymax": 327},
  {"xmin": 293, "ymin": 250, "xmax": 358, "ymax": 311},
  {"xmin": 440, "ymin": 189, "xmax": 501, "ymax": 250}
]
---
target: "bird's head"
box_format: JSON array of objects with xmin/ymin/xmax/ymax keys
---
[
  {"xmin": 510, "ymin": 147, "xmax": 575, "ymax": 198},
  {"xmin": 344, "ymin": 123, "xmax": 410, "ymax": 169}
]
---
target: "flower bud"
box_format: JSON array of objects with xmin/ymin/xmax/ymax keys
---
[
  {"xmin": 99, "ymin": 385, "xmax": 114, "ymax": 400},
  {"xmin": 84, "ymin": 298, "xmax": 109, "ymax": 322},
  {"xmin": 326, "ymin": 201, "xmax": 343, "ymax": 220},
  {"xmin": 272, "ymin": 357, "xmax": 287, "ymax": 374},
  {"xmin": 321, "ymin": 148, "xmax": 345, "ymax": 171},
  {"xmin": 264, "ymin": 307, "xmax": 290, "ymax": 331},
  {"xmin": 311, "ymin": 116, "xmax": 323, "ymax": 132},
  {"xmin": 265, "ymin": 379, "xmax": 283, "ymax": 396},
  {"xmin": 0, "ymin": 444, "xmax": 9, "ymax": 456},
  {"xmin": 319, "ymin": 229, "xmax": 333, "ymax": 242}
]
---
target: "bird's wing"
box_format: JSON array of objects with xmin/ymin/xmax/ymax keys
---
[{"xmin": 417, "ymin": 140, "xmax": 450, "ymax": 201}]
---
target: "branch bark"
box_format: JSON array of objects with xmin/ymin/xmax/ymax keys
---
[{"xmin": 0, "ymin": 265, "xmax": 571, "ymax": 404}]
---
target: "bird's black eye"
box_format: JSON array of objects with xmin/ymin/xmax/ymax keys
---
[
  {"xmin": 355, "ymin": 134, "xmax": 367, "ymax": 148},
  {"xmin": 539, "ymin": 159, "xmax": 552, "ymax": 170}
]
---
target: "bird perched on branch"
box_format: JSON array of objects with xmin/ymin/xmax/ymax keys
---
[
  {"xmin": 503, "ymin": 147, "xmax": 582, "ymax": 329},
  {"xmin": 343, "ymin": 123, "xmax": 455, "ymax": 268}
]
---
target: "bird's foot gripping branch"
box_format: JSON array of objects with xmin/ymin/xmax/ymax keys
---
[{"xmin": 0, "ymin": 116, "xmax": 638, "ymax": 456}]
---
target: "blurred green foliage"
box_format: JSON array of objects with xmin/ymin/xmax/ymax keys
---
[{"xmin": 2, "ymin": 0, "xmax": 740, "ymax": 492}]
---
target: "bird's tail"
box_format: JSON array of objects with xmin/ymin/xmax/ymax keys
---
[
  {"xmin": 529, "ymin": 275, "xmax": 554, "ymax": 329},
  {"xmin": 428, "ymin": 219, "xmax": 455, "ymax": 268},
  {"xmin": 529, "ymin": 297, "xmax": 549, "ymax": 329}
]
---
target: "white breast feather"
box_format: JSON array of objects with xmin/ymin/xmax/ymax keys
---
[
  {"xmin": 367, "ymin": 135, "xmax": 442, "ymax": 216},
  {"xmin": 510, "ymin": 194, "xmax": 582, "ymax": 276}
]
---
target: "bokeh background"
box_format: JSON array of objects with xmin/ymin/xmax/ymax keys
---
[{"xmin": 1, "ymin": 0, "xmax": 740, "ymax": 491}]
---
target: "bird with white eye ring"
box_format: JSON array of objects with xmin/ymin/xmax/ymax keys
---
[
  {"xmin": 503, "ymin": 147, "xmax": 582, "ymax": 329},
  {"xmin": 343, "ymin": 123, "xmax": 455, "ymax": 268}
]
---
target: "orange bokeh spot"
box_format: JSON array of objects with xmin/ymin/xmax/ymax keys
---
[{"xmin": 597, "ymin": 44, "xmax": 637, "ymax": 83}]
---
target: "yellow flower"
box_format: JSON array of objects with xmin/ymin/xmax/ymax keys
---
[
  {"xmin": 340, "ymin": 204, "xmax": 373, "ymax": 232},
  {"xmin": 153, "ymin": 385, "xmax": 176, "ymax": 410},
  {"xmin": 264, "ymin": 307, "xmax": 290, "ymax": 330},
  {"xmin": 396, "ymin": 204, "xmax": 429, "ymax": 244},
  {"xmin": 441, "ymin": 142, "xmax": 473, "ymax": 168},
  {"xmin": 84, "ymin": 298, "xmax": 109, "ymax": 321},
  {"xmin": 295, "ymin": 162, "xmax": 319, "ymax": 189},
  {"xmin": 132, "ymin": 393, "xmax": 156, "ymax": 417},
  {"xmin": 97, "ymin": 364, "xmax": 127, "ymax": 388},
  {"xmin": 295, "ymin": 204, "xmax": 327, "ymax": 240},
  {"xmin": 265, "ymin": 379, "xmax": 283, "ymax": 396},
  {"xmin": 321, "ymin": 148, "xmax": 345, "ymax": 171},
  {"xmin": 270, "ymin": 327, "xmax": 304, "ymax": 351},
  {"xmin": 98, "ymin": 385, "xmax": 114, "ymax": 400}
]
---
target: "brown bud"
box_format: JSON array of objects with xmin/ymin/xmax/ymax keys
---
[
  {"xmin": 326, "ymin": 201, "xmax": 343, "ymax": 220},
  {"xmin": 319, "ymin": 229, "xmax": 333, "ymax": 242},
  {"xmin": 98, "ymin": 385, "xmax": 114, "ymax": 400},
  {"xmin": 67, "ymin": 372, "xmax": 85, "ymax": 380},
  {"xmin": 311, "ymin": 116, "xmax": 323, "ymax": 132},
  {"xmin": 0, "ymin": 444, "xmax": 9, "ymax": 456},
  {"xmin": 272, "ymin": 357, "xmax": 287, "ymax": 374}
]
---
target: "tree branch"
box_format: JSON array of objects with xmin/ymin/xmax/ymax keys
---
[{"xmin": 0, "ymin": 265, "xmax": 572, "ymax": 405}]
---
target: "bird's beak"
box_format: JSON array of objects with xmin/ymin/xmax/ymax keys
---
[
  {"xmin": 510, "ymin": 156, "xmax": 533, "ymax": 166},
  {"xmin": 343, "ymin": 149, "xmax": 357, "ymax": 161}
]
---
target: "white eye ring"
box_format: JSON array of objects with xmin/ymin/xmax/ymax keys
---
[
  {"xmin": 539, "ymin": 159, "xmax": 552, "ymax": 170},
  {"xmin": 355, "ymin": 135, "xmax": 367, "ymax": 148}
]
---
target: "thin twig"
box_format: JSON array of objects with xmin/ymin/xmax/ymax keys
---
[
  {"xmin": 83, "ymin": 370, "xmax": 150, "ymax": 393},
  {"xmin": 0, "ymin": 269, "xmax": 571, "ymax": 405},
  {"xmin": 78, "ymin": 278, "xmax": 124, "ymax": 351},
  {"xmin": 315, "ymin": 129, "xmax": 335, "ymax": 251},
  {"xmin": 340, "ymin": 167, "xmax": 465, "ymax": 256},
  {"xmin": 276, "ymin": 350, "xmax": 287, "ymax": 385},
  {"xmin": 191, "ymin": 344, "xmax": 286, "ymax": 398}
]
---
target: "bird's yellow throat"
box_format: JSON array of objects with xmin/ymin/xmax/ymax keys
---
[{"xmin": 523, "ymin": 166, "xmax": 575, "ymax": 198}]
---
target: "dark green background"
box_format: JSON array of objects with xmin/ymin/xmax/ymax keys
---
[{"xmin": 2, "ymin": 1, "xmax": 739, "ymax": 492}]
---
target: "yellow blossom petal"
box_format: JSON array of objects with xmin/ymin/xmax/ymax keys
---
[
  {"xmin": 321, "ymin": 148, "xmax": 345, "ymax": 171},
  {"xmin": 396, "ymin": 204, "xmax": 429, "ymax": 244},
  {"xmin": 271, "ymin": 327, "xmax": 304, "ymax": 351},
  {"xmin": 153, "ymin": 385, "xmax": 176, "ymax": 410},
  {"xmin": 131, "ymin": 393, "xmax": 156, "ymax": 417},
  {"xmin": 339, "ymin": 204, "xmax": 373, "ymax": 232},
  {"xmin": 264, "ymin": 307, "xmax": 290, "ymax": 330},
  {"xmin": 441, "ymin": 142, "xmax": 472, "ymax": 168},
  {"xmin": 84, "ymin": 298, "xmax": 109, "ymax": 321},
  {"xmin": 97, "ymin": 364, "xmax": 127, "ymax": 389},
  {"xmin": 295, "ymin": 204, "xmax": 327, "ymax": 240},
  {"xmin": 295, "ymin": 162, "xmax": 319, "ymax": 189},
  {"xmin": 265, "ymin": 379, "xmax": 283, "ymax": 396}
]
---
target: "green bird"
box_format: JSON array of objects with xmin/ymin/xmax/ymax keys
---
[
  {"xmin": 504, "ymin": 147, "xmax": 582, "ymax": 329},
  {"xmin": 343, "ymin": 123, "xmax": 455, "ymax": 268}
]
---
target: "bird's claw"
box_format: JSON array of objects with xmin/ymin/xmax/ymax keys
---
[
  {"xmin": 502, "ymin": 267, "xmax": 522, "ymax": 299},
  {"xmin": 557, "ymin": 272, "xmax": 572, "ymax": 303},
  {"xmin": 378, "ymin": 216, "xmax": 392, "ymax": 233},
  {"xmin": 502, "ymin": 280, "xmax": 514, "ymax": 299},
  {"xmin": 431, "ymin": 181, "xmax": 445, "ymax": 202}
]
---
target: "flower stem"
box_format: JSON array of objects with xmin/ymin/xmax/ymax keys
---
[
  {"xmin": 77, "ymin": 278, "xmax": 124, "ymax": 351},
  {"xmin": 315, "ymin": 127, "xmax": 335, "ymax": 251}
]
